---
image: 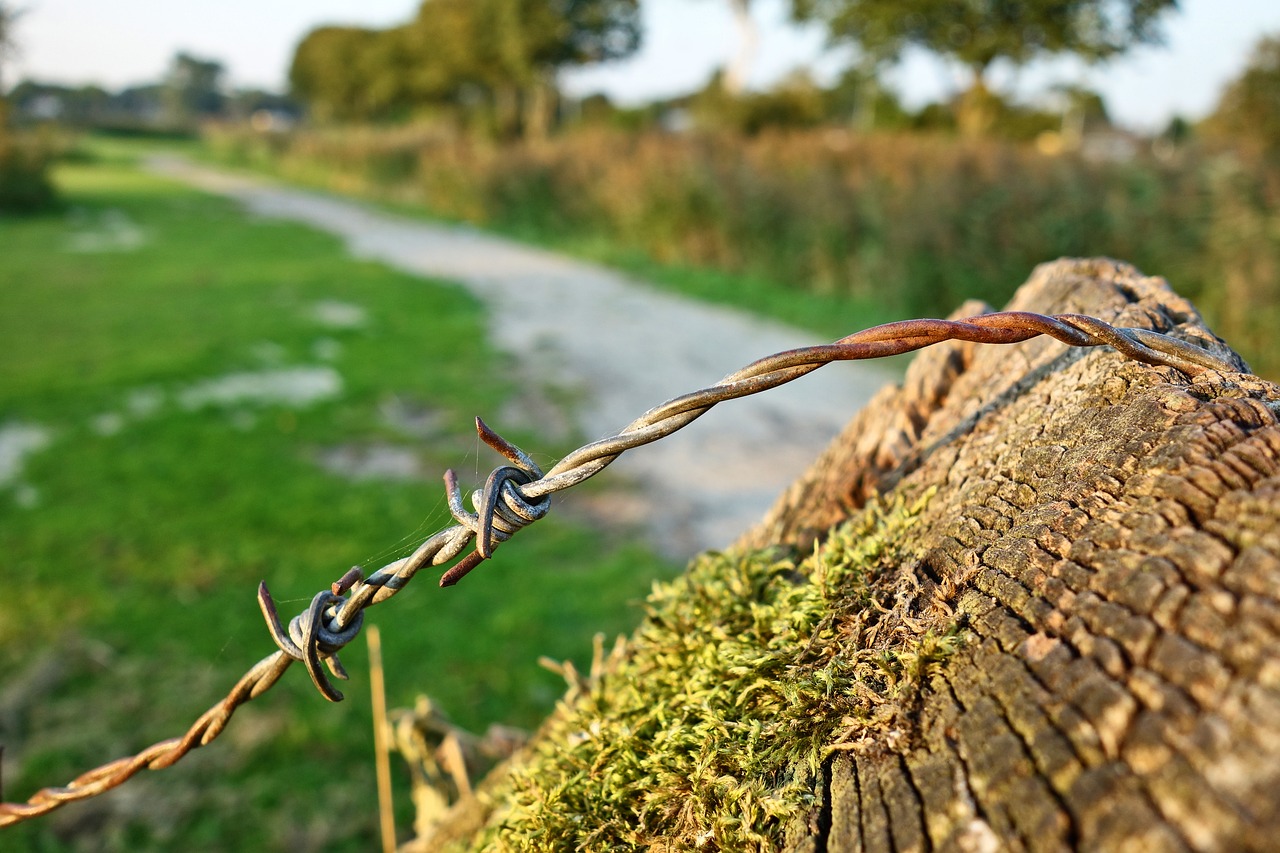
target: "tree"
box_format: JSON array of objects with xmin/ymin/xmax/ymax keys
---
[
  {"xmin": 163, "ymin": 51, "xmax": 226, "ymax": 125},
  {"xmin": 289, "ymin": 0, "xmax": 642, "ymax": 135},
  {"xmin": 1203, "ymin": 33, "xmax": 1280, "ymax": 160},
  {"xmin": 793, "ymin": 0, "xmax": 1179, "ymax": 135},
  {"xmin": 289, "ymin": 27, "xmax": 386, "ymax": 122},
  {"xmin": 723, "ymin": 0, "xmax": 758, "ymax": 95},
  {"xmin": 0, "ymin": 2, "xmax": 23, "ymax": 120},
  {"xmin": 694, "ymin": 67, "xmax": 830, "ymax": 134},
  {"xmin": 405, "ymin": 0, "xmax": 643, "ymax": 136},
  {"xmin": 0, "ymin": 5, "xmax": 56, "ymax": 213},
  {"xmin": 7, "ymin": 80, "xmax": 113, "ymax": 124},
  {"xmin": 693, "ymin": 0, "xmax": 760, "ymax": 96},
  {"xmin": 0, "ymin": 3, "xmax": 18, "ymax": 90}
]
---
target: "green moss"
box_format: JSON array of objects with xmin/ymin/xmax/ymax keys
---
[{"xmin": 467, "ymin": 487, "xmax": 958, "ymax": 852}]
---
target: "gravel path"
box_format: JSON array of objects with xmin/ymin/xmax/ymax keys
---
[{"xmin": 148, "ymin": 157, "xmax": 895, "ymax": 557}]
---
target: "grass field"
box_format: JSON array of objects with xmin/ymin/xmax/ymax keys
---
[{"xmin": 0, "ymin": 145, "xmax": 672, "ymax": 850}]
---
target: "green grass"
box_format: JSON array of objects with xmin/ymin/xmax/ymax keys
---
[{"xmin": 0, "ymin": 147, "xmax": 673, "ymax": 850}]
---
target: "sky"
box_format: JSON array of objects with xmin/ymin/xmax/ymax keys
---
[{"xmin": 5, "ymin": 0, "xmax": 1280, "ymax": 132}]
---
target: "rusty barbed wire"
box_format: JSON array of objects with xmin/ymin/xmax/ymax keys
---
[{"xmin": 0, "ymin": 310, "xmax": 1237, "ymax": 827}]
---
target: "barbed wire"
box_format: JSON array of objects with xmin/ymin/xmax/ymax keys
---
[{"xmin": 0, "ymin": 310, "xmax": 1237, "ymax": 827}]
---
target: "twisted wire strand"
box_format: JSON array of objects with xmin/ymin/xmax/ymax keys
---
[{"xmin": 0, "ymin": 311, "xmax": 1236, "ymax": 827}]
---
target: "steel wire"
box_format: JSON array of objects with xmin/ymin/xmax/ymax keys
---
[{"xmin": 0, "ymin": 310, "xmax": 1238, "ymax": 827}]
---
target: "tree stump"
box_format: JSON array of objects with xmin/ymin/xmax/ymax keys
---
[{"xmin": 411, "ymin": 259, "xmax": 1280, "ymax": 851}]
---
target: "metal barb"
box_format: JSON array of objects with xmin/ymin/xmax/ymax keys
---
[
  {"xmin": 331, "ymin": 566, "xmax": 363, "ymax": 596},
  {"xmin": 0, "ymin": 309, "xmax": 1238, "ymax": 828},
  {"xmin": 257, "ymin": 578, "xmax": 364, "ymax": 702},
  {"xmin": 437, "ymin": 420, "xmax": 549, "ymax": 580}
]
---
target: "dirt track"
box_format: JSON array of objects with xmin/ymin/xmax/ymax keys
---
[{"xmin": 148, "ymin": 157, "xmax": 895, "ymax": 557}]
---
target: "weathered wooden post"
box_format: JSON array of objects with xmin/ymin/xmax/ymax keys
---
[{"xmin": 411, "ymin": 259, "xmax": 1280, "ymax": 851}]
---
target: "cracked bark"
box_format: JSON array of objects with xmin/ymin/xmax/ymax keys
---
[
  {"xmin": 746, "ymin": 258, "xmax": 1280, "ymax": 852},
  {"xmin": 419, "ymin": 259, "xmax": 1280, "ymax": 851}
]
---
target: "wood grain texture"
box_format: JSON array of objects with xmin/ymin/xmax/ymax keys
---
[{"xmin": 754, "ymin": 258, "xmax": 1278, "ymax": 852}]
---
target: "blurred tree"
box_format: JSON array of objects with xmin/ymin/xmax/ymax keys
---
[
  {"xmin": 0, "ymin": 3, "xmax": 17, "ymax": 84},
  {"xmin": 290, "ymin": 27, "xmax": 385, "ymax": 121},
  {"xmin": 912, "ymin": 100, "xmax": 957, "ymax": 132},
  {"xmin": 724, "ymin": 0, "xmax": 758, "ymax": 96},
  {"xmin": 0, "ymin": 3, "xmax": 56, "ymax": 213},
  {"xmin": 691, "ymin": 67, "xmax": 833, "ymax": 134},
  {"xmin": 164, "ymin": 52, "xmax": 226, "ymax": 126},
  {"xmin": 690, "ymin": 0, "xmax": 758, "ymax": 96},
  {"xmin": 824, "ymin": 63, "xmax": 909, "ymax": 130},
  {"xmin": 792, "ymin": 0, "xmax": 1178, "ymax": 135},
  {"xmin": 8, "ymin": 80, "xmax": 112, "ymax": 124},
  {"xmin": 113, "ymin": 84, "xmax": 166, "ymax": 127},
  {"xmin": 0, "ymin": 2, "xmax": 22, "ymax": 121},
  {"xmin": 744, "ymin": 68, "xmax": 827, "ymax": 132},
  {"xmin": 1162, "ymin": 114, "xmax": 1191, "ymax": 145},
  {"xmin": 290, "ymin": 0, "xmax": 641, "ymax": 136},
  {"xmin": 1050, "ymin": 82, "xmax": 1110, "ymax": 148},
  {"xmin": 408, "ymin": 0, "xmax": 643, "ymax": 137},
  {"xmin": 394, "ymin": 0, "xmax": 536, "ymax": 134},
  {"xmin": 1203, "ymin": 33, "xmax": 1280, "ymax": 160}
]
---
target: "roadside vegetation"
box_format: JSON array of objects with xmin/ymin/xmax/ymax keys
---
[
  {"xmin": 0, "ymin": 145, "xmax": 671, "ymax": 851},
  {"xmin": 204, "ymin": 123, "xmax": 1280, "ymax": 379},
  {"xmin": 0, "ymin": 1, "xmax": 55, "ymax": 214},
  {"xmin": 0, "ymin": 127, "xmax": 55, "ymax": 212}
]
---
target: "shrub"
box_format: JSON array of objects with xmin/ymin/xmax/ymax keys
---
[{"xmin": 0, "ymin": 130, "xmax": 57, "ymax": 213}]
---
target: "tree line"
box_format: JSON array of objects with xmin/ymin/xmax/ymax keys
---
[
  {"xmin": 6, "ymin": 52, "xmax": 298, "ymax": 133},
  {"xmin": 4, "ymin": 0, "xmax": 1278, "ymax": 157},
  {"xmin": 287, "ymin": 0, "xmax": 1178, "ymax": 138},
  {"xmin": 289, "ymin": 0, "xmax": 641, "ymax": 136}
]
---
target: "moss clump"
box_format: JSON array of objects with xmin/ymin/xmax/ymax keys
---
[{"xmin": 464, "ymin": 488, "xmax": 958, "ymax": 852}]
